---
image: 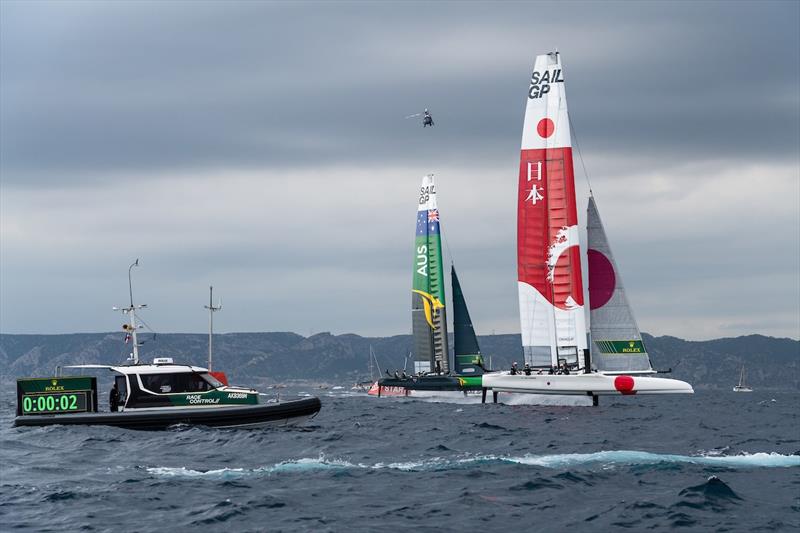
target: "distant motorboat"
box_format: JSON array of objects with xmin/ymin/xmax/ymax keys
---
[{"xmin": 733, "ymin": 366, "xmax": 753, "ymax": 392}]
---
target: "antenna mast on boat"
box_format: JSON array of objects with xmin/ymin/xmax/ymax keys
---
[
  {"xmin": 368, "ymin": 345, "xmax": 376, "ymax": 380},
  {"xmin": 114, "ymin": 259, "xmax": 146, "ymax": 365},
  {"xmin": 204, "ymin": 286, "xmax": 222, "ymax": 371}
]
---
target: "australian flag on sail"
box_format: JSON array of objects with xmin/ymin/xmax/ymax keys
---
[{"xmin": 416, "ymin": 209, "xmax": 440, "ymax": 236}]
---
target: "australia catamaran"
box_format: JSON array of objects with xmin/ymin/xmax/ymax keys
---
[
  {"xmin": 368, "ymin": 174, "xmax": 486, "ymax": 397},
  {"xmin": 481, "ymin": 51, "xmax": 693, "ymax": 405}
]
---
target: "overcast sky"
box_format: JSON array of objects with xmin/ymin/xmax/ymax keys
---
[{"xmin": 1, "ymin": 1, "xmax": 798, "ymax": 340}]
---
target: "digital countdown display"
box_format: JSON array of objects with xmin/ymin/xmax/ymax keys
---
[
  {"xmin": 16, "ymin": 376, "xmax": 97, "ymax": 416},
  {"xmin": 21, "ymin": 391, "xmax": 88, "ymax": 414}
]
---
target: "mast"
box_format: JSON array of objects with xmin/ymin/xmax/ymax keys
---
[
  {"xmin": 204, "ymin": 286, "xmax": 222, "ymax": 371},
  {"xmin": 411, "ymin": 174, "xmax": 449, "ymax": 374},
  {"xmin": 368, "ymin": 345, "xmax": 373, "ymax": 380},
  {"xmin": 114, "ymin": 259, "xmax": 146, "ymax": 364},
  {"xmin": 517, "ymin": 52, "xmax": 587, "ymax": 368}
]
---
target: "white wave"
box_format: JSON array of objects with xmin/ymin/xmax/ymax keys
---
[
  {"xmin": 401, "ymin": 391, "xmax": 591, "ymax": 406},
  {"xmin": 372, "ymin": 460, "xmax": 430, "ymax": 471},
  {"xmin": 371, "ymin": 451, "xmax": 800, "ymax": 470},
  {"xmin": 145, "ymin": 456, "xmax": 355, "ymax": 478},
  {"xmin": 506, "ymin": 450, "xmax": 800, "ymax": 469},
  {"xmin": 501, "ymin": 394, "xmax": 593, "ymax": 406},
  {"xmin": 146, "ymin": 466, "xmax": 246, "ymax": 478},
  {"xmin": 410, "ymin": 391, "xmax": 593, "ymax": 406},
  {"xmin": 145, "ymin": 451, "xmax": 800, "ymax": 479},
  {"xmin": 410, "ymin": 392, "xmax": 483, "ymax": 404}
]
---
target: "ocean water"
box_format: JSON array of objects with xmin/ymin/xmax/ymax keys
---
[{"xmin": 2, "ymin": 388, "xmax": 799, "ymax": 532}]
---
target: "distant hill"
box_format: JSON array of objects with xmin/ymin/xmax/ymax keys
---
[{"xmin": 0, "ymin": 332, "xmax": 797, "ymax": 390}]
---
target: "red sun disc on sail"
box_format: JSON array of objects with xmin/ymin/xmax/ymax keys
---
[
  {"xmin": 588, "ymin": 249, "xmax": 616, "ymax": 310},
  {"xmin": 614, "ymin": 375, "xmax": 636, "ymax": 395},
  {"xmin": 550, "ymin": 245, "xmax": 584, "ymax": 310},
  {"xmin": 537, "ymin": 118, "xmax": 555, "ymax": 138}
]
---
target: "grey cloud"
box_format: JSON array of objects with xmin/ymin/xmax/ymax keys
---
[
  {"xmin": 2, "ymin": 2, "xmax": 798, "ymax": 185},
  {"xmin": 1, "ymin": 1, "xmax": 798, "ymax": 340}
]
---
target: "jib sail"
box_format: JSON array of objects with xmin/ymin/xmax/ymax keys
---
[
  {"xmin": 451, "ymin": 265, "xmax": 484, "ymax": 375},
  {"xmin": 587, "ymin": 196, "xmax": 653, "ymax": 373}
]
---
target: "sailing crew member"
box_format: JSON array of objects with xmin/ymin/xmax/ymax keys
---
[
  {"xmin": 510, "ymin": 362, "xmax": 518, "ymax": 375},
  {"xmin": 109, "ymin": 383, "xmax": 119, "ymax": 412},
  {"xmin": 523, "ymin": 363, "xmax": 532, "ymax": 376}
]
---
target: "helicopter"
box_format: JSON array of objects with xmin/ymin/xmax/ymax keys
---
[{"xmin": 405, "ymin": 109, "xmax": 434, "ymax": 127}]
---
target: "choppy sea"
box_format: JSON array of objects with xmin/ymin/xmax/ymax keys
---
[{"xmin": 2, "ymin": 387, "xmax": 798, "ymax": 532}]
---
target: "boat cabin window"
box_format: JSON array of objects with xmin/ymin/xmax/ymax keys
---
[
  {"xmin": 140, "ymin": 373, "xmax": 216, "ymax": 394},
  {"xmin": 202, "ymin": 373, "xmax": 224, "ymax": 389},
  {"xmin": 115, "ymin": 375, "xmax": 128, "ymax": 404}
]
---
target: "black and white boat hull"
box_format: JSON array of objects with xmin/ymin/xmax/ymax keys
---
[{"xmin": 14, "ymin": 397, "xmax": 321, "ymax": 430}]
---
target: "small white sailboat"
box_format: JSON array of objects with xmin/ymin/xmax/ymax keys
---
[
  {"xmin": 481, "ymin": 51, "xmax": 693, "ymax": 405},
  {"xmin": 352, "ymin": 346, "xmax": 381, "ymax": 392},
  {"xmin": 733, "ymin": 366, "xmax": 753, "ymax": 392}
]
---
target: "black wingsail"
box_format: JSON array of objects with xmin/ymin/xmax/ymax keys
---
[{"xmin": 451, "ymin": 266, "xmax": 484, "ymax": 375}]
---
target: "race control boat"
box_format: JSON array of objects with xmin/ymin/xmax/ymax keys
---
[
  {"xmin": 13, "ymin": 261, "xmax": 321, "ymax": 429},
  {"xmin": 15, "ymin": 360, "xmax": 321, "ymax": 430}
]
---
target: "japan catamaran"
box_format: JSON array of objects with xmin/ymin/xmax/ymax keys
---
[
  {"xmin": 368, "ymin": 174, "xmax": 487, "ymax": 397},
  {"xmin": 481, "ymin": 51, "xmax": 693, "ymax": 405},
  {"xmin": 14, "ymin": 261, "xmax": 321, "ymax": 429}
]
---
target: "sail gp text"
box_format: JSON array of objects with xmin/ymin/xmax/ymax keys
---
[
  {"xmin": 419, "ymin": 185, "xmax": 435, "ymax": 205},
  {"xmin": 528, "ymin": 69, "xmax": 564, "ymax": 99}
]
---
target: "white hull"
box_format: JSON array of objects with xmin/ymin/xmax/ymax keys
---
[
  {"xmin": 482, "ymin": 371, "xmax": 693, "ymax": 396},
  {"xmin": 733, "ymin": 386, "xmax": 753, "ymax": 393}
]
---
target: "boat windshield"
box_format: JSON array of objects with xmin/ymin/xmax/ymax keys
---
[
  {"xmin": 140, "ymin": 372, "xmax": 221, "ymax": 394},
  {"xmin": 201, "ymin": 373, "xmax": 224, "ymax": 389}
]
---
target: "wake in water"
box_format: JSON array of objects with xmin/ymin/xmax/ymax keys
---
[
  {"xmin": 145, "ymin": 450, "xmax": 800, "ymax": 479},
  {"xmin": 357, "ymin": 391, "xmax": 593, "ymax": 406}
]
